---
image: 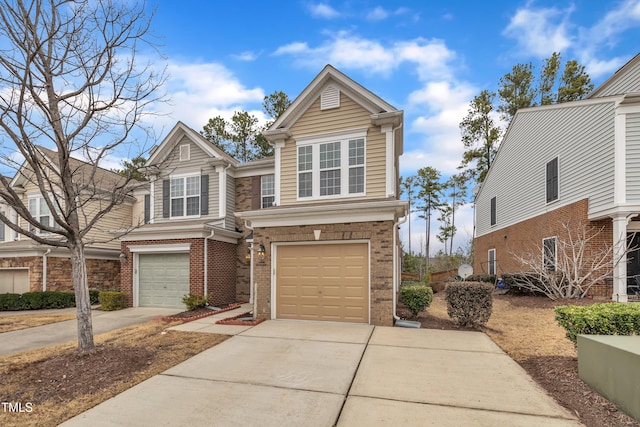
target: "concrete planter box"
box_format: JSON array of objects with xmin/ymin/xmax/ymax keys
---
[{"xmin": 577, "ymin": 335, "xmax": 640, "ymax": 421}]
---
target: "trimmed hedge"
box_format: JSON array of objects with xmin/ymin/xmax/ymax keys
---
[
  {"xmin": 465, "ymin": 274, "xmax": 496, "ymax": 284},
  {"xmin": 400, "ymin": 285, "xmax": 433, "ymax": 317},
  {"xmin": 89, "ymin": 289, "xmax": 100, "ymax": 305},
  {"xmin": 99, "ymin": 291, "xmax": 127, "ymax": 311},
  {"xmin": 445, "ymin": 282, "xmax": 493, "ymax": 328},
  {"xmin": 555, "ymin": 303, "xmax": 640, "ymax": 343},
  {"xmin": 0, "ymin": 291, "xmax": 77, "ymax": 310}
]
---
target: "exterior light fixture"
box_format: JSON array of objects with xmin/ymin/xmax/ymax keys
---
[
  {"xmin": 119, "ymin": 252, "xmax": 128, "ymax": 263},
  {"xmin": 258, "ymin": 243, "xmax": 266, "ymax": 258},
  {"xmin": 245, "ymin": 249, "xmax": 251, "ymax": 262}
]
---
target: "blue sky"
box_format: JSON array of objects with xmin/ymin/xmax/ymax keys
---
[{"xmin": 119, "ymin": 1, "xmax": 640, "ymax": 255}]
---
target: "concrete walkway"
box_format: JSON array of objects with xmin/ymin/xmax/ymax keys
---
[
  {"xmin": 0, "ymin": 307, "xmax": 179, "ymax": 356},
  {"xmin": 61, "ymin": 321, "xmax": 583, "ymax": 427}
]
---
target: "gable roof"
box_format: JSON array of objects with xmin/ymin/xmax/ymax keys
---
[
  {"xmin": 268, "ymin": 64, "xmax": 398, "ymax": 131},
  {"xmin": 146, "ymin": 121, "xmax": 238, "ymax": 167},
  {"xmin": 588, "ymin": 53, "xmax": 640, "ymax": 99}
]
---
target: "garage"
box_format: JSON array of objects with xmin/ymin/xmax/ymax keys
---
[
  {"xmin": 0, "ymin": 269, "xmax": 29, "ymax": 294},
  {"xmin": 275, "ymin": 243, "xmax": 369, "ymax": 323},
  {"xmin": 138, "ymin": 253, "xmax": 190, "ymax": 308}
]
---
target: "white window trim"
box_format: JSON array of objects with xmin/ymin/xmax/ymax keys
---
[
  {"xmin": 179, "ymin": 144, "xmax": 190, "ymax": 161},
  {"xmin": 488, "ymin": 248, "xmax": 496, "ymax": 275},
  {"xmin": 27, "ymin": 193, "xmax": 58, "ymax": 235},
  {"xmin": 542, "ymin": 236, "xmax": 557, "ymax": 271},
  {"xmin": 261, "ymin": 175, "xmax": 275, "ymax": 208},
  {"xmin": 169, "ymin": 173, "xmax": 201, "ymax": 219},
  {"xmin": 296, "ymin": 128, "xmax": 367, "ymax": 201}
]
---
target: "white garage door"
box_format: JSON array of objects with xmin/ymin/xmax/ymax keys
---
[
  {"xmin": 276, "ymin": 243, "xmax": 369, "ymax": 323},
  {"xmin": 0, "ymin": 269, "xmax": 29, "ymax": 294},
  {"xmin": 139, "ymin": 253, "xmax": 190, "ymax": 308}
]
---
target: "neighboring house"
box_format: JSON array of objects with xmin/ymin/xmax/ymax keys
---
[
  {"xmin": 120, "ymin": 65, "xmax": 408, "ymax": 326},
  {"xmin": 474, "ymin": 54, "xmax": 640, "ymax": 301},
  {"xmin": 237, "ymin": 65, "xmax": 407, "ymax": 325},
  {"xmin": 0, "ymin": 146, "xmax": 130, "ymax": 294}
]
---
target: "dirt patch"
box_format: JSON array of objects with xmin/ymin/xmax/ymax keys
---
[
  {"xmin": 156, "ymin": 303, "xmax": 240, "ymax": 322},
  {"xmin": 414, "ymin": 292, "xmax": 640, "ymax": 427},
  {"xmin": 0, "ymin": 321, "xmax": 228, "ymax": 427},
  {"xmin": 0, "ymin": 313, "xmax": 76, "ymax": 333},
  {"xmin": 216, "ymin": 312, "xmax": 265, "ymax": 326}
]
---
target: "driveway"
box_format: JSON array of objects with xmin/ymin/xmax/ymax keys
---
[
  {"xmin": 60, "ymin": 320, "xmax": 581, "ymax": 426},
  {"xmin": 0, "ymin": 307, "xmax": 179, "ymax": 356}
]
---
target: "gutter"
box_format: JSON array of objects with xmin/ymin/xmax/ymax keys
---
[
  {"xmin": 393, "ymin": 213, "xmax": 409, "ymax": 321},
  {"xmin": 203, "ymin": 230, "xmax": 215, "ymax": 298},
  {"xmin": 244, "ymin": 220, "xmax": 255, "ymax": 306}
]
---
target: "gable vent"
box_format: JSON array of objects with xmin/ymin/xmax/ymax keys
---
[{"xmin": 320, "ymin": 86, "xmax": 340, "ymax": 110}]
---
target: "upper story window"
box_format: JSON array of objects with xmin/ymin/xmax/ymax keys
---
[
  {"xmin": 490, "ymin": 196, "xmax": 497, "ymax": 226},
  {"xmin": 170, "ymin": 175, "xmax": 200, "ymax": 217},
  {"xmin": 546, "ymin": 157, "xmax": 559, "ymax": 203},
  {"xmin": 28, "ymin": 195, "xmax": 55, "ymax": 234},
  {"xmin": 297, "ymin": 129, "xmax": 366, "ymax": 200},
  {"xmin": 261, "ymin": 175, "xmax": 275, "ymax": 208},
  {"xmin": 543, "ymin": 237, "xmax": 557, "ymax": 271}
]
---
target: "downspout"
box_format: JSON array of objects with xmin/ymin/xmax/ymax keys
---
[
  {"xmin": 393, "ymin": 214, "xmax": 409, "ymax": 321},
  {"xmin": 204, "ymin": 230, "xmax": 215, "ymax": 298},
  {"xmin": 42, "ymin": 248, "xmax": 51, "ymax": 292},
  {"xmin": 244, "ymin": 220, "xmax": 255, "ymax": 305}
]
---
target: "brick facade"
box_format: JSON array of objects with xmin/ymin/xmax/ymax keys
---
[
  {"xmin": 120, "ymin": 238, "xmax": 236, "ymax": 307},
  {"xmin": 0, "ymin": 256, "xmax": 119, "ymax": 292},
  {"xmin": 474, "ymin": 199, "xmax": 613, "ymax": 297},
  {"xmin": 252, "ymin": 220, "xmax": 396, "ymax": 326},
  {"xmin": 235, "ymin": 176, "xmax": 252, "ymax": 302}
]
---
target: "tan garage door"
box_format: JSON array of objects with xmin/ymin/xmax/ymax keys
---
[
  {"xmin": 0, "ymin": 269, "xmax": 29, "ymax": 294},
  {"xmin": 276, "ymin": 243, "xmax": 369, "ymax": 323},
  {"xmin": 139, "ymin": 253, "xmax": 190, "ymax": 308}
]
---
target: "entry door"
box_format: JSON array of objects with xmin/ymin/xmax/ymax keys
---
[{"xmin": 628, "ymin": 233, "xmax": 640, "ymax": 294}]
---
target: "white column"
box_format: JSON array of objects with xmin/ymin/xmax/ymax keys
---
[
  {"xmin": 274, "ymin": 140, "xmax": 285, "ymax": 206},
  {"xmin": 215, "ymin": 165, "xmax": 226, "ymax": 219},
  {"xmin": 381, "ymin": 124, "xmax": 394, "ymax": 197},
  {"xmin": 612, "ymin": 214, "xmax": 629, "ymax": 302}
]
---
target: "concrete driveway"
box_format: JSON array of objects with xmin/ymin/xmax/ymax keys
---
[{"xmin": 61, "ymin": 321, "xmax": 582, "ymax": 427}]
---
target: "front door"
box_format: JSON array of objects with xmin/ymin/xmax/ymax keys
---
[{"xmin": 627, "ymin": 233, "xmax": 640, "ymax": 295}]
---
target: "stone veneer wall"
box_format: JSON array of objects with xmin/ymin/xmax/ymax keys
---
[
  {"xmin": 252, "ymin": 220, "xmax": 395, "ymax": 326},
  {"xmin": 0, "ymin": 256, "xmax": 119, "ymax": 292},
  {"xmin": 234, "ymin": 176, "xmax": 252, "ymax": 302},
  {"xmin": 474, "ymin": 199, "xmax": 613, "ymax": 297}
]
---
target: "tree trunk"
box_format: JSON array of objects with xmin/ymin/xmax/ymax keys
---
[{"xmin": 70, "ymin": 240, "xmax": 94, "ymax": 352}]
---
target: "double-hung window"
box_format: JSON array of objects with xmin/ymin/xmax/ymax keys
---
[
  {"xmin": 261, "ymin": 175, "xmax": 275, "ymax": 208},
  {"xmin": 171, "ymin": 175, "xmax": 200, "ymax": 217},
  {"xmin": 297, "ymin": 129, "xmax": 366, "ymax": 200},
  {"xmin": 28, "ymin": 195, "xmax": 53, "ymax": 234},
  {"xmin": 543, "ymin": 237, "xmax": 557, "ymax": 271},
  {"xmin": 488, "ymin": 248, "xmax": 496, "ymax": 275}
]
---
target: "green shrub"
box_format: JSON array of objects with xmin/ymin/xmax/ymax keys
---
[
  {"xmin": 0, "ymin": 293, "xmax": 22, "ymax": 310},
  {"xmin": 99, "ymin": 291, "xmax": 127, "ymax": 311},
  {"xmin": 89, "ymin": 289, "xmax": 100, "ymax": 305},
  {"xmin": 555, "ymin": 303, "xmax": 640, "ymax": 344},
  {"xmin": 400, "ymin": 285, "xmax": 433, "ymax": 317},
  {"xmin": 182, "ymin": 293, "xmax": 207, "ymax": 311},
  {"xmin": 465, "ymin": 274, "xmax": 496, "ymax": 284},
  {"xmin": 445, "ymin": 282, "xmax": 493, "ymax": 328},
  {"xmin": 501, "ymin": 273, "xmax": 546, "ymax": 295}
]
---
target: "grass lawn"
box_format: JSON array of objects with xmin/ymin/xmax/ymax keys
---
[
  {"xmin": 0, "ymin": 321, "xmax": 228, "ymax": 427},
  {"xmin": 0, "ymin": 313, "xmax": 76, "ymax": 333}
]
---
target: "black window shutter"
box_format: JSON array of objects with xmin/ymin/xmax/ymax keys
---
[
  {"xmin": 162, "ymin": 179, "xmax": 170, "ymax": 218},
  {"xmin": 546, "ymin": 158, "xmax": 558, "ymax": 202},
  {"xmin": 490, "ymin": 197, "xmax": 496, "ymax": 226},
  {"xmin": 144, "ymin": 195, "xmax": 150, "ymax": 224},
  {"xmin": 251, "ymin": 176, "xmax": 261, "ymax": 210},
  {"xmin": 201, "ymin": 175, "xmax": 209, "ymax": 215}
]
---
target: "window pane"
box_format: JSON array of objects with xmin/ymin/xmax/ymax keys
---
[
  {"xmin": 171, "ymin": 198, "xmax": 183, "ymax": 217},
  {"xmin": 186, "ymin": 196, "xmax": 200, "ymax": 216},
  {"xmin": 41, "ymin": 215, "xmax": 50, "ymax": 228},
  {"xmin": 298, "ymin": 146, "xmax": 312, "ymax": 171},
  {"xmin": 262, "ymin": 175, "xmax": 274, "ymax": 196},
  {"xmin": 186, "ymin": 176, "xmax": 200, "ymax": 197},
  {"xmin": 349, "ymin": 167, "xmax": 364, "ymax": 193},
  {"xmin": 544, "ymin": 238, "xmax": 556, "ymax": 271},
  {"xmin": 299, "ymin": 172, "xmax": 312, "ymax": 197},
  {"xmin": 171, "ymin": 178, "xmax": 184, "ymax": 197},
  {"xmin": 349, "ymin": 139, "xmax": 364, "ymax": 165},
  {"xmin": 262, "ymin": 196, "xmax": 275, "ymax": 209},
  {"xmin": 40, "ymin": 198, "xmax": 51, "ymax": 216},
  {"xmin": 320, "ymin": 142, "xmax": 340, "ymax": 169},
  {"xmin": 320, "ymin": 169, "xmax": 341, "ymax": 196},
  {"xmin": 29, "ymin": 198, "xmax": 36, "ymax": 215}
]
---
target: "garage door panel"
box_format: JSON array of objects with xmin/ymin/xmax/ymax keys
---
[
  {"xmin": 0, "ymin": 269, "xmax": 29, "ymax": 294},
  {"xmin": 276, "ymin": 243, "xmax": 368, "ymax": 323},
  {"xmin": 139, "ymin": 253, "xmax": 189, "ymax": 309}
]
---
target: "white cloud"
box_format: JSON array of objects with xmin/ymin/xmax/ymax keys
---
[
  {"xmin": 307, "ymin": 2, "xmax": 341, "ymax": 19},
  {"xmin": 232, "ymin": 51, "xmax": 260, "ymax": 61},
  {"xmin": 503, "ymin": 5, "xmax": 573, "ymax": 57},
  {"xmin": 366, "ymin": 6, "xmax": 388, "ymax": 22}
]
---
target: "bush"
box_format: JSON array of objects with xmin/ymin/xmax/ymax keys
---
[
  {"xmin": 445, "ymin": 282, "xmax": 493, "ymax": 328},
  {"xmin": 99, "ymin": 291, "xmax": 127, "ymax": 311},
  {"xmin": 465, "ymin": 274, "xmax": 496, "ymax": 284},
  {"xmin": 501, "ymin": 273, "xmax": 546, "ymax": 295},
  {"xmin": 555, "ymin": 303, "xmax": 640, "ymax": 344},
  {"xmin": 0, "ymin": 293, "xmax": 22, "ymax": 310},
  {"xmin": 182, "ymin": 293, "xmax": 207, "ymax": 311},
  {"xmin": 89, "ymin": 289, "xmax": 100, "ymax": 305},
  {"xmin": 400, "ymin": 285, "xmax": 433, "ymax": 317}
]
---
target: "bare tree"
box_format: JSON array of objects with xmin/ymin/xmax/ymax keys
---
[
  {"xmin": 508, "ymin": 221, "xmax": 628, "ymax": 300},
  {"xmin": 0, "ymin": 0, "xmax": 165, "ymax": 352}
]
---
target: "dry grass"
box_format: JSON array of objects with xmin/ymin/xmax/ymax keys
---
[
  {"xmin": 0, "ymin": 313, "xmax": 76, "ymax": 333},
  {"xmin": 0, "ymin": 321, "xmax": 228, "ymax": 427},
  {"xmin": 427, "ymin": 292, "xmax": 576, "ymax": 361}
]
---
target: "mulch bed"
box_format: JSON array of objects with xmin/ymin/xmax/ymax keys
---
[
  {"xmin": 216, "ymin": 311, "xmax": 265, "ymax": 326},
  {"xmin": 155, "ymin": 303, "xmax": 240, "ymax": 323}
]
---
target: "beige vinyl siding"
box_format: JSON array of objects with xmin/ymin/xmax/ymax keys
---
[
  {"xmin": 82, "ymin": 201, "xmax": 133, "ymax": 249},
  {"xmin": 131, "ymin": 192, "xmax": 146, "ymax": 226},
  {"xmin": 476, "ymin": 101, "xmax": 616, "ymax": 237},
  {"xmin": 280, "ymin": 93, "xmax": 386, "ymax": 205},
  {"xmin": 226, "ymin": 175, "xmax": 235, "ymax": 230},
  {"xmin": 626, "ymin": 113, "xmax": 640, "ymax": 202},
  {"xmin": 592, "ymin": 59, "xmax": 640, "ymax": 98}
]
